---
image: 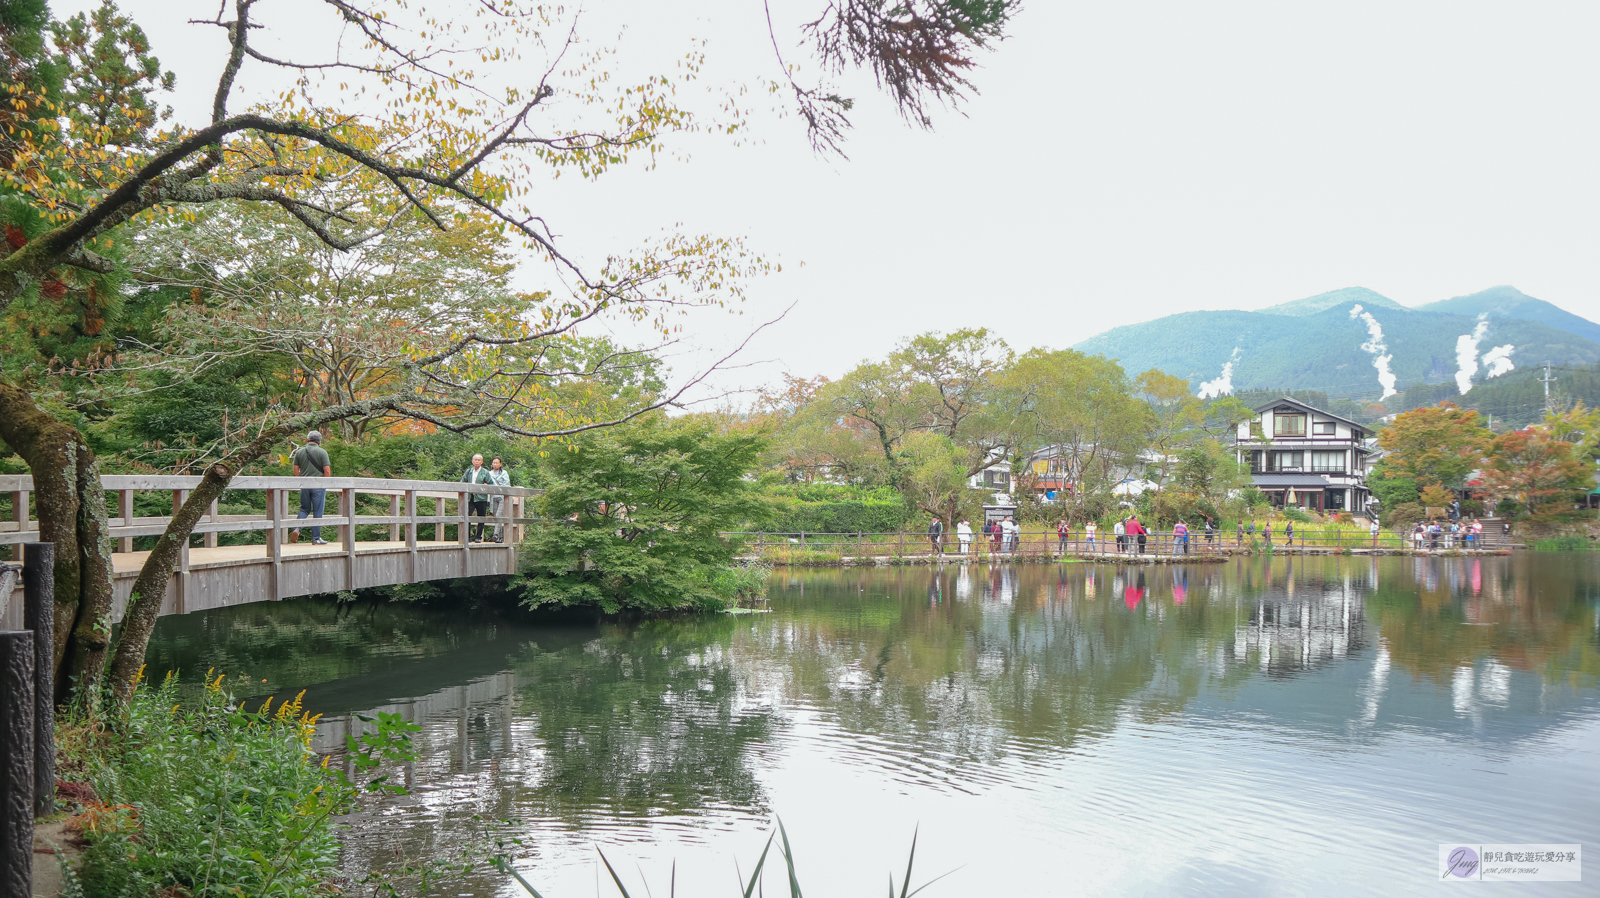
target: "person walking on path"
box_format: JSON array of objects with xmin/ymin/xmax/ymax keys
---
[
  {"xmin": 1370, "ymin": 516, "xmax": 1381, "ymax": 549},
  {"xmin": 488, "ymin": 457, "xmax": 511, "ymax": 542},
  {"xmin": 1284, "ymin": 519, "xmax": 1294, "ymax": 548},
  {"xmin": 927, "ymin": 517, "xmax": 944, "ymax": 555},
  {"xmin": 1114, "ymin": 518, "xmax": 1126, "ymax": 554},
  {"xmin": 460, "ymin": 454, "xmax": 493, "ymax": 543},
  {"xmin": 1003, "ymin": 516, "xmax": 1019, "ymax": 552},
  {"xmin": 1263, "ymin": 522, "xmax": 1273, "ymax": 550},
  {"xmin": 987, "ymin": 519, "xmax": 1001, "ymax": 553},
  {"xmin": 1173, "ymin": 519, "xmax": 1189, "ymax": 555},
  {"xmin": 1128, "ymin": 516, "xmax": 1147, "ymax": 554},
  {"xmin": 1236, "ymin": 520, "xmax": 1244, "ymax": 547},
  {"xmin": 1471, "ymin": 518, "xmax": 1483, "ymax": 548},
  {"xmin": 1057, "ymin": 518, "xmax": 1071, "ymax": 555},
  {"xmin": 956, "ymin": 519, "xmax": 973, "ymax": 555},
  {"xmin": 290, "ymin": 431, "xmax": 332, "ymax": 545},
  {"xmin": 1204, "ymin": 516, "xmax": 1215, "ymax": 548},
  {"xmin": 1085, "ymin": 519, "xmax": 1097, "ymax": 553}
]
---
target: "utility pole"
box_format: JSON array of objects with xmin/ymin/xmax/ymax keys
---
[{"xmin": 1541, "ymin": 363, "xmax": 1556, "ymax": 413}]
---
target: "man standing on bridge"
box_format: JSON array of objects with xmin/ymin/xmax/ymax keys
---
[
  {"xmin": 290, "ymin": 431, "xmax": 332, "ymax": 546},
  {"xmin": 461, "ymin": 454, "xmax": 493, "ymax": 542}
]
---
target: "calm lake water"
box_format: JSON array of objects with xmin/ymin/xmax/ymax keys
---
[{"xmin": 143, "ymin": 554, "xmax": 1600, "ymax": 896}]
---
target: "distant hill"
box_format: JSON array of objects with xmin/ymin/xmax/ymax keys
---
[
  {"xmin": 1414, "ymin": 285, "xmax": 1600, "ymax": 346},
  {"xmin": 1259, "ymin": 287, "xmax": 1408, "ymax": 317},
  {"xmin": 1073, "ymin": 286, "xmax": 1600, "ymax": 399}
]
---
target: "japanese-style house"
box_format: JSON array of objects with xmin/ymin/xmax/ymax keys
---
[{"xmin": 1234, "ymin": 397, "xmax": 1374, "ymax": 515}]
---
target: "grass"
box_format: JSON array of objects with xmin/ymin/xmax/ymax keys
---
[
  {"xmin": 495, "ymin": 820, "xmax": 950, "ymax": 898},
  {"xmin": 1533, "ymin": 536, "xmax": 1596, "ymax": 552}
]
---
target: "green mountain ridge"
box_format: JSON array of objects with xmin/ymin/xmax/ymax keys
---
[{"xmin": 1073, "ymin": 286, "xmax": 1600, "ymax": 399}]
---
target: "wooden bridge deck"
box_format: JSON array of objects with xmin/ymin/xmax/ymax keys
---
[{"xmin": 2, "ymin": 474, "xmax": 540, "ymax": 629}]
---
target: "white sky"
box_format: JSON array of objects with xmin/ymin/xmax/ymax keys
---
[{"xmin": 59, "ymin": 1, "xmax": 1600, "ymax": 398}]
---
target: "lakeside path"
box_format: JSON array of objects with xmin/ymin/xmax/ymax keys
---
[{"xmin": 739, "ymin": 546, "xmax": 1515, "ymax": 566}]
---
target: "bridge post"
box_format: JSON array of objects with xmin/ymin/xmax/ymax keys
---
[
  {"xmin": 458, "ymin": 490, "xmax": 471, "ymax": 577},
  {"xmin": 388, "ymin": 494, "xmax": 401, "ymax": 542},
  {"xmin": 405, "ymin": 489, "xmax": 419, "ymax": 583},
  {"xmin": 342, "ymin": 487, "xmax": 357, "ymax": 590},
  {"xmin": 7, "ymin": 491, "xmax": 24, "ymax": 562},
  {"xmin": 171, "ymin": 490, "xmax": 190, "ymax": 614},
  {"xmin": 267, "ymin": 487, "xmax": 283, "ymax": 600},
  {"xmin": 117, "ymin": 490, "xmax": 134, "ymax": 553},
  {"xmin": 204, "ymin": 498, "xmax": 219, "ymax": 549}
]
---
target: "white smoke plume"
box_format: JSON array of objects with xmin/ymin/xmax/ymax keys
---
[
  {"xmin": 1348, "ymin": 304, "xmax": 1398, "ymax": 399},
  {"xmin": 1482, "ymin": 344, "xmax": 1515, "ymax": 378},
  {"xmin": 1197, "ymin": 347, "xmax": 1241, "ymax": 398},
  {"xmin": 1454, "ymin": 314, "xmax": 1490, "ymax": 394}
]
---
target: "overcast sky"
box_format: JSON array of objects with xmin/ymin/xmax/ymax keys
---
[{"xmin": 60, "ymin": 0, "xmax": 1600, "ymax": 397}]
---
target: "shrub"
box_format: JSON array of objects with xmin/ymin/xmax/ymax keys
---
[
  {"xmin": 1533, "ymin": 536, "xmax": 1594, "ymax": 552},
  {"xmin": 68, "ymin": 674, "xmax": 417, "ymax": 898},
  {"xmin": 1282, "ymin": 507, "xmax": 1313, "ymax": 524}
]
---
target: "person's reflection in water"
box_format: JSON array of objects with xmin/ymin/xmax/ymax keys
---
[
  {"xmin": 956, "ymin": 565, "xmax": 972, "ymax": 602},
  {"xmin": 927, "ymin": 570, "xmax": 943, "ymax": 607},
  {"xmin": 1084, "ymin": 567, "xmax": 1096, "ymax": 601},
  {"xmin": 1172, "ymin": 568, "xmax": 1187, "ymax": 605},
  {"xmin": 1112, "ymin": 569, "xmax": 1125, "ymax": 605},
  {"xmin": 1125, "ymin": 571, "xmax": 1146, "ymax": 610}
]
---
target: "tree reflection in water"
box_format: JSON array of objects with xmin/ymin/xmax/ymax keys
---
[{"xmin": 140, "ymin": 555, "xmax": 1600, "ymax": 896}]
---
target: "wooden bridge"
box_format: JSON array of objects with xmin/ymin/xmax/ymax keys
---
[{"xmin": 1, "ymin": 475, "xmax": 540, "ymax": 630}]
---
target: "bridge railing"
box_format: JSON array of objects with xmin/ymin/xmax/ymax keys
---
[{"xmin": 0, "ymin": 475, "xmax": 543, "ymax": 559}]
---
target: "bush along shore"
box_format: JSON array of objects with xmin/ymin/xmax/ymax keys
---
[{"xmin": 50, "ymin": 673, "xmax": 419, "ymax": 898}]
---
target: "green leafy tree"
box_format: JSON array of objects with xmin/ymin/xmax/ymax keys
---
[{"xmin": 517, "ymin": 419, "xmax": 768, "ymax": 613}]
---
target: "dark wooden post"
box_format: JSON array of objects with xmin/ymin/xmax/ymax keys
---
[
  {"xmin": 20, "ymin": 544, "xmax": 52, "ymax": 817},
  {"xmin": 0, "ymin": 629, "xmax": 34, "ymax": 897}
]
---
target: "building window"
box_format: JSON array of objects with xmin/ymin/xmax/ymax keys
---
[
  {"xmin": 1273, "ymin": 450, "xmax": 1303, "ymax": 470},
  {"xmin": 1274, "ymin": 414, "xmax": 1306, "ymax": 436},
  {"xmin": 1313, "ymin": 421, "xmax": 1335, "ymax": 436},
  {"xmin": 983, "ymin": 470, "xmax": 1010, "ymax": 489},
  {"xmin": 1311, "ymin": 451, "xmax": 1344, "ymax": 472}
]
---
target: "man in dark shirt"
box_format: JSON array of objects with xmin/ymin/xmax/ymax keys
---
[
  {"xmin": 290, "ymin": 431, "xmax": 332, "ymax": 545},
  {"xmin": 927, "ymin": 517, "xmax": 943, "ymax": 555}
]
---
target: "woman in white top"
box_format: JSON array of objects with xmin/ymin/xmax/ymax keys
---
[
  {"xmin": 956, "ymin": 519, "xmax": 973, "ymax": 555},
  {"xmin": 1085, "ymin": 520, "xmax": 1098, "ymax": 552}
]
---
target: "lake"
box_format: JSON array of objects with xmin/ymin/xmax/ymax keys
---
[{"xmin": 143, "ymin": 554, "xmax": 1600, "ymax": 896}]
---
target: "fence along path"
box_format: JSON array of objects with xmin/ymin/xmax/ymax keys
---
[
  {"xmin": 1, "ymin": 475, "xmax": 541, "ymax": 629},
  {"xmin": 733, "ymin": 527, "xmax": 1516, "ymax": 559}
]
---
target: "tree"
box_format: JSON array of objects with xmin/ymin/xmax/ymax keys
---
[
  {"xmin": 516, "ymin": 419, "xmax": 768, "ymax": 613},
  {"xmin": 1376, "ymin": 403, "xmax": 1489, "ymax": 490},
  {"xmin": 1134, "ymin": 369, "xmax": 1201, "ymax": 489},
  {"xmin": 1480, "ymin": 428, "xmax": 1594, "ymax": 518},
  {"xmin": 0, "ymin": 0, "xmax": 1019, "ymax": 703},
  {"xmin": 995, "ymin": 349, "xmax": 1147, "ymax": 523},
  {"xmin": 898, "ymin": 431, "xmax": 980, "ymax": 527},
  {"xmin": 1168, "ymin": 439, "xmax": 1249, "ymax": 523}
]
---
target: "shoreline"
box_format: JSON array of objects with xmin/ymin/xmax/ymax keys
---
[{"xmin": 740, "ymin": 547, "xmax": 1516, "ymax": 567}]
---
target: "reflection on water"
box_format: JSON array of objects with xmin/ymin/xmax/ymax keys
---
[{"xmin": 144, "ymin": 554, "xmax": 1600, "ymax": 896}]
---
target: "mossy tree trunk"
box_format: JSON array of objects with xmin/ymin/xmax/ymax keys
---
[{"xmin": 0, "ymin": 375, "xmax": 116, "ymax": 704}]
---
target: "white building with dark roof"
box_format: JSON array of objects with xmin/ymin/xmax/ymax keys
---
[{"xmin": 1233, "ymin": 397, "xmax": 1375, "ymax": 515}]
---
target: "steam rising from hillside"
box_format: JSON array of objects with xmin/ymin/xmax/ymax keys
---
[
  {"xmin": 1197, "ymin": 347, "xmax": 1241, "ymax": 398},
  {"xmin": 1482, "ymin": 344, "xmax": 1515, "ymax": 377},
  {"xmin": 1348, "ymin": 305, "xmax": 1397, "ymax": 399},
  {"xmin": 1453, "ymin": 313, "xmax": 1516, "ymax": 393},
  {"xmin": 1455, "ymin": 315, "xmax": 1490, "ymax": 393}
]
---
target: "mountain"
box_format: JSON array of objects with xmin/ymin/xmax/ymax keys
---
[
  {"xmin": 1072, "ymin": 286, "xmax": 1600, "ymax": 399},
  {"xmin": 1259, "ymin": 287, "xmax": 1408, "ymax": 317},
  {"xmin": 1414, "ymin": 285, "xmax": 1600, "ymax": 346}
]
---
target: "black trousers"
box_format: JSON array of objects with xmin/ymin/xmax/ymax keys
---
[{"xmin": 468, "ymin": 499, "xmax": 489, "ymax": 539}]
